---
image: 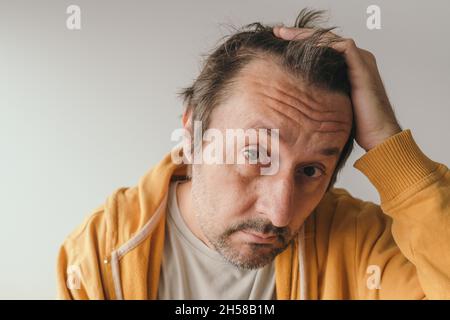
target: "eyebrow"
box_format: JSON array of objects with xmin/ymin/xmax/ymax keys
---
[
  {"xmin": 244, "ymin": 119, "xmax": 292, "ymax": 143},
  {"xmin": 317, "ymin": 146, "xmax": 341, "ymax": 158},
  {"xmin": 243, "ymin": 121, "xmax": 342, "ymax": 158}
]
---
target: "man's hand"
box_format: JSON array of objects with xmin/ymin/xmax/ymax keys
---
[{"xmin": 273, "ymin": 26, "xmax": 402, "ymax": 152}]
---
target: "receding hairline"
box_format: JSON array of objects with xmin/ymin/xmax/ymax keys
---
[{"xmin": 217, "ymin": 53, "xmax": 352, "ymax": 115}]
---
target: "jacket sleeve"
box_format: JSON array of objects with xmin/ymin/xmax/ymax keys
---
[
  {"xmin": 352, "ymin": 129, "xmax": 450, "ymax": 299},
  {"xmin": 56, "ymin": 208, "xmax": 111, "ymax": 300}
]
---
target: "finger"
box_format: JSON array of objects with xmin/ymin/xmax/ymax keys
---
[
  {"xmin": 274, "ymin": 27, "xmax": 315, "ymax": 40},
  {"xmin": 273, "ymin": 25, "xmax": 282, "ymax": 37},
  {"xmin": 272, "ymin": 27, "xmax": 367, "ymax": 71},
  {"xmin": 328, "ymin": 38, "xmax": 367, "ymax": 71},
  {"xmin": 274, "ymin": 26, "xmax": 342, "ymax": 42},
  {"xmin": 328, "ymin": 38, "xmax": 357, "ymax": 54}
]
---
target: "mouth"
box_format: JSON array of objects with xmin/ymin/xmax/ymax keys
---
[{"xmin": 239, "ymin": 230, "xmax": 278, "ymax": 244}]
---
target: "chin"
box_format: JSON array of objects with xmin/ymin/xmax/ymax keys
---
[{"xmin": 219, "ymin": 242, "xmax": 283, "ymax": 270}]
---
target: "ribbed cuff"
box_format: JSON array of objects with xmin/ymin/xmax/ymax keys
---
[{"xmin": 353, "ymin": 129, "xmax": 438, "ymax": 204}]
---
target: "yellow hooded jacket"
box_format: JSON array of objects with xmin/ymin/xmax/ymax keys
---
[{"xmin": 56, "ymin": 130, "xmax": 450, "ymax": 299}]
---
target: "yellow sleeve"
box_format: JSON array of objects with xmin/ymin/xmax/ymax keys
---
[{"xmin": 353, "ymin": 129, "xmax": 450, "ymax": 299}]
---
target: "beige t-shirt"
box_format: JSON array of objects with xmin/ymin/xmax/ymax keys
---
[{"xmin": 157, "ymin": 181, "xmax": 275, "ymax": 300}]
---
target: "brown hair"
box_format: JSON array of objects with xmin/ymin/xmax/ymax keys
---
[{"xmin": 179, "ymin": 8, "xmax": 355, "ymax": 190}]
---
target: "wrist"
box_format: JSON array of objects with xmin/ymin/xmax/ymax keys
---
[
  {"xmin": 353, "ymin": 129, "xmax": 439, "ymax": 204},
  {"xmin": 362, "ymin": 123, "xmax": 402, "ymax": 152}
]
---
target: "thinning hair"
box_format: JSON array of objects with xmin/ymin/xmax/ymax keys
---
[{"xmin": 179, "ymin": 8, "xmax": 355, "ymax": 190}]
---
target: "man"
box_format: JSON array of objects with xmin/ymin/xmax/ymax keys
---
[{"xmin": 57, "ymin": 9, "xmax": 450, "ymax": 299}]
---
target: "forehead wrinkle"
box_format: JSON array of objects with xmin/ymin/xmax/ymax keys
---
[
  {"xmin": 238, "ymin": 87, "xmax": 351, "ymax": 145},
  {"xmin": 315, "ymin": 128, "xmax": 349, "ymax": 134},
  {"xmin": 239, "ymin": 98, "xmax": 302, "ymax": 145},
  {"xmin": 237, "ymin": 60, "xmax": 352, "ymax": 124},
  {"xmin": 243, "ymin": 100, "xmax": 348, "ymax": 147},
  {"xmin": 251, "ymin": 78, "xmax": 338, "ymax": 114},
  {"xmin": 257, "ymin": 89, "xmax": 350, "ymax": 127},
  {"xmin": 239, "ymin": 59, "xmax": 349, "ymax": 112},
  {"xmin": 299, "ymin": 130, "xmax": 346, "ymax": 150},
  {"xmin": 235, "ymin": 59, "xmax": 352, "ymax": 142},
  {"xmin": 262, "ymin": 102, "xmax": 303, "ymax": 143},
  {"xmin": 243, "ymin": 76, "xmax": 352, "ymax": 126},
  {"xmin": 267, "ymin": 82, "xmax": 347, "ymax": 117}
]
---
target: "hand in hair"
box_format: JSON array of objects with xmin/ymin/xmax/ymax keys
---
[{"xmin": 273, "ymin": 26, "xmax": 402, "ymax": 152}]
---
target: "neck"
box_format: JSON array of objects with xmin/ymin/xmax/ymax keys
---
[{"xmin": 176, "ymin": 180, "xmax": 214, "ymax": 249}]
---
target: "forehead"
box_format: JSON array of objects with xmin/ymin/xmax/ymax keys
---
[{"xmin": 210, "ymin": 57, "xmax": 353, "ymax": 151}]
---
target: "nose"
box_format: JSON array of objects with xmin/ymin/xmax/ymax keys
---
[{"xmin": 256, "ymin": 176, "xmax": 295, "ymax": 228}]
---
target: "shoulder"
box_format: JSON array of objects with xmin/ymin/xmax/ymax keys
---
[
  {"xmin": 61, "ymin": 186, "xmax": 140, "ymax": 257},
  {"xmin": 318, "ymin": 187, "xmax": 382, "ymax": 218},
  {"xmin": 314, "ymin": 187, "xmax": 390, "ymax": 241}
]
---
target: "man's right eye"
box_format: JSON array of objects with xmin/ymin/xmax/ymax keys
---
[
  {"xmin": 242, "ymin": 146, "xmax": 270, "ymax": 165},
  {"xmin": 243, "ymin": 147, "xmax": 259, "ymax": 163}
]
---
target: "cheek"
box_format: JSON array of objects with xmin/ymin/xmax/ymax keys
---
[
  {"xmin": 194, "ymin": 164, "xmax": 256, "ymax": 221},
  {"xmin": 290, "ymin": 188, "xmax": 328, "ymax": 228}
]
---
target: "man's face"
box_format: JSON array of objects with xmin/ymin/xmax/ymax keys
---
[{"xmin": 190, "ymin": 58, "xmax": 353, "ymax": 269}]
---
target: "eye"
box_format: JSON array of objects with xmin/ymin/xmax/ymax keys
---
[
  {"xmin": 242, "ymin": 145, "xmax": 270, "ymax": 165},
  {"xmin": 297, "ymin": 165, "xmax": 325, "ymax": 179},
  {"xmin": 243, "ymin": 148, "xmax": 258, "ymax": 162}
]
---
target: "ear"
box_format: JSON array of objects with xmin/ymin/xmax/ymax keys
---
[
  {"xmin": 181, "ymin": 107, "xmax": 194, "ymax": 164},
  {"xmin": 182, "ymin": 107, "xmax": 193, "ymax": 130}
]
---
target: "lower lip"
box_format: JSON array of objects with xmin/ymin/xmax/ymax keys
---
[{"xmin": 239, "ymin": 231, "xmax": 277, "ymax": 244}]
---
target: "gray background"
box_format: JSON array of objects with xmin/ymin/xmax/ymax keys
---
[{"xmin": 0, "ymin": 0, "xmax": 449, "ymax": 299}]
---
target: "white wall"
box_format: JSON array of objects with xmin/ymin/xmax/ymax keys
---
[{"xmin": 0, "ymin": 0, "xmax": 449, "ymax": 299}]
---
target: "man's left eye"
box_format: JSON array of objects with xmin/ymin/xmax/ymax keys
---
[{"xmin": 298, "ymin": 166, "xmax": 324, "ymax": 178}]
